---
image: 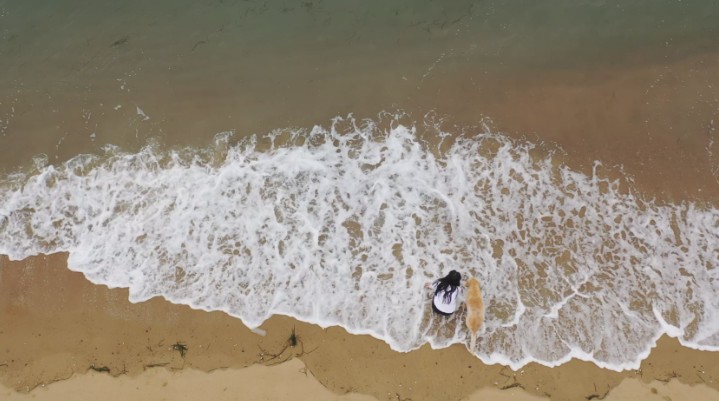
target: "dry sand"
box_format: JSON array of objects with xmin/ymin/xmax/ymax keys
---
[
  {"xmin": 2, "ymin": 359, "xmax": 717, "ymax": 401},
  {"xmin": 1, "ymin": 254, "xmax": 717, "ymax": 401}
]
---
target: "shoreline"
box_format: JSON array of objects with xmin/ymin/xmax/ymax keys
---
[
  {"xmin": 2, "ymin": 3, "xmax": 719, "ymax": 400},
  {"xmin": 1, "ymin": 253, "xmax": 717, "ymax": 401}
]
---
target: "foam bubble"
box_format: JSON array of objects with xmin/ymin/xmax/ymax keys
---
[{"xmin": 1, "ymin": 116, "xmax": 718, "ymax": 371}]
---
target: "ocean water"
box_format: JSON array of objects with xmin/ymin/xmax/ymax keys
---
[{"xmin": 2, "ymin": 1, "xmax": 719, "ymax": 371}]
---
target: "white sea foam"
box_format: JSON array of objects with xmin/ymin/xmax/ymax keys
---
[{"xmin": 1, "ymin": 116, "xmax": 718, "ymax": 371}]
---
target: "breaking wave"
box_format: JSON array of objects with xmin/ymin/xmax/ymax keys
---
[{"xmin": 1, "ymin": 115, "xmax": 718, "ymax": 371}]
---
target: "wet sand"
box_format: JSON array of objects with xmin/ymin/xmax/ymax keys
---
[{"xmin": 1, "ymin": 254, "xmax": 718, "ymax": 401}]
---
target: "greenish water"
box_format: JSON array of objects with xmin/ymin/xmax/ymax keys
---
[
  {"xmin": 2, "ymin": 1, "xmax": 717, "ymax": 70},
  {"xmin": 0, "ymin": 0, "xmax": 718, "ymax": 174}
]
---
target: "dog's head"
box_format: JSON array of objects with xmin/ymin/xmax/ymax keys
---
[{"xmin": 466, "ymin": 277, "xmax": 481, "ymax": 292}]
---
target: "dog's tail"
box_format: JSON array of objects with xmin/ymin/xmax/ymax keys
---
[{"xmin": 469, "ymin": 331, "xmax": 477, "ymax": 351}]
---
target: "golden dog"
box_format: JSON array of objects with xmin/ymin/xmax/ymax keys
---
[{"xmin": 465, "ymin": 277, "xmax": 485, "ymax": 350}]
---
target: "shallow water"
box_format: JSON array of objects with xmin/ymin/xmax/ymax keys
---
[
  {"xmin": 2, "ymin": 119, "xmax": 719, "ymax": 370},
  {"xmin": 2, "ymin": 0, "xmax": 718, "ymax": 172},
  {"xmin": 1, "ymin": 0, "xmax": 719, "ymax": 371}
]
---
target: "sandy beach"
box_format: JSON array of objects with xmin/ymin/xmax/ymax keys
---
[
  {"xmin": 2, "ymin": 2, "xmax": 719, "ymax": 400},
  {"xmin": 3, "ymin": 361, "xmax": 718, "ymax": 401},
  {"xmin": 2, "ymin": 49, "xmax": 719, "ymax": 401},
  {"xmin": 1, "ymin": 254, "xmax": 718, "ymax": 401}
]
